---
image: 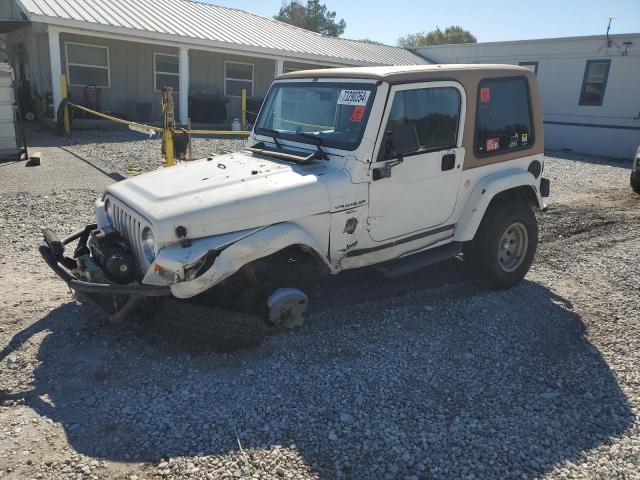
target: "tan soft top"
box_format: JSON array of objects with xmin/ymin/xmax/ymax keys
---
[
  {"xmin": 279, "ymin": 63, "xmax": 543, "ymax": 170},
  {"xmin": 278, "ymin": 64, "xmax": 533, "ymax": 83}
]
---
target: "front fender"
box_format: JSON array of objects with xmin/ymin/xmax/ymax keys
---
[
  {"xmin": 142, "ymin": 227, "xmax": 263, "ymax": 286},
  {"xmin": 170, "ymin": 223, "xmax": 329, "ymax": 298},
  {"xmin": 454, "ymin": 169, "xmax": 543, "ymax": 243}
]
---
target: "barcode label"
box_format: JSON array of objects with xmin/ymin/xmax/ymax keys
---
[{"xmin": 337, "ymin": 90, "xmax": 371, "ymax": 106}]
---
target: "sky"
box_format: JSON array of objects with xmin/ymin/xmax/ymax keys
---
[{"xmin": 205, "ymin": 0, "xmax": 640, "ymax": 45}]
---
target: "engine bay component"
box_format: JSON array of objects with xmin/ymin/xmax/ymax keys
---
[
  {"xmin": 88, "ymin": 228, "xmax": 135, "ymax": 284},
  {"xmin": 76, "ymin": 254, "xmax": 107, "ymax": 283}
]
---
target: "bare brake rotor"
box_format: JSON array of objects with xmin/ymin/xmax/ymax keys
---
[{"xmin": 266, "ymin": 288, "xmax": 309, "ymax": 329}]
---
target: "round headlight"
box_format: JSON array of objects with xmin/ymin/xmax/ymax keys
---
[
  {"xmin": 104, "ymin": 199, "xmax": 113, "ymax": 225},
  {"xmin": 141, "ymin": 227, "xmax": 156, "ymax": 263}
]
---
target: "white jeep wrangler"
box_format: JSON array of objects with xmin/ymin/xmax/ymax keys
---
[{"xmin": 41, "ymin": 64, "xmax": 550, "ymax": 350}]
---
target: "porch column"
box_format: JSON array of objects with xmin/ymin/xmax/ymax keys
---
[
  {"xmin": 275, "ymin": 59, "xmax": 284, "ymax": 78},
  {"xmin": 178, "ymin": 46, "xmax": 189, "ymax": 125},
  {"xmin": 48, "ymin": 27, "xmax": 62, "ymax": 120}
]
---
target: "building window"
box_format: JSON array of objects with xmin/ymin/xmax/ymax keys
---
[
  {"xmin": 518, "ymin": 61, "xmax": 539, "ymax": 75},
  {"xmin": 225, "ymin": 61, "xmax": 253, "ymax": 97},
  {"xmin": 65, "ymin": 42, "xmax": 110, "ymax": 87},
  {"xmin": 579, "ymin": 59, "xmax": 611, "ymax": 106},
  {"xmin": 380, "ymin": 86, "xmax": 461, "ymax": 160},
  {"xmin": 475, "ymin": 76, "xmax": 533, "ymax": 157},
  {"xmin": 154, "ymin": 53, "xmax": 179, "ymax": 92}
]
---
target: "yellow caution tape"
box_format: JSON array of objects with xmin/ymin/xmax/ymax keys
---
[
  {"xmin": 67, "ymin": 102, "xmax": 163, "ymax": 133},
  {"xmin": 66, "ymin": 101, "xmax": 250, "ymax": 137},
  {"xmin": 175, "ymin": 129, "xmax": 250, "ymax": 136}
]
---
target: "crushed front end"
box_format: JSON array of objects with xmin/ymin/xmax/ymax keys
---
[{"xmin": 39, "ymin": 197, "xmax": 171, "ymax": 322}]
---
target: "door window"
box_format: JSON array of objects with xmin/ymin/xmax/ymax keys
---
[
  {"xmin": 474, "ymin": 76, "xmax": 533, "ymax": 156},
  {"xmin": 379, "ymin": 87, "xmax": 461, "ymax": 160}
]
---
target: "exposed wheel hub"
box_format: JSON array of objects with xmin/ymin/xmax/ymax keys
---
[
  {"xmin": 267, "ymin": 288, "xmax": 309, "ymax": 329},
  {"xmin": 498, "ymin": 222, "xmax": 528, "ymax": 272}
]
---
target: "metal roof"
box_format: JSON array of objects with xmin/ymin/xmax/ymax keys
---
[{"xmin": 17, "ymin": 0, "xmax": 428, "ymax": 66}]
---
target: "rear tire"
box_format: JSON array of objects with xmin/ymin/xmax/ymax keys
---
[
  {"xmin": 631, "ymin": 171, "xmax": 640, "ymax": 194},
  {"xmin": 464, "ymin": 202, "xmax": 538, "ymax": 289},
  {"xmin": 153, "ymin": 298, "xmax": 269, "ymax": 352}
]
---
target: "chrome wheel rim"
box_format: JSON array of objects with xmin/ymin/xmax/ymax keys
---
[{"xmin": 498, "ymin": 222, "xmax": 528, "ymax": 272}]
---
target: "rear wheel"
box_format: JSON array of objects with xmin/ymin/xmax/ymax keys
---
[
  {"xmin": 464, "ymin": 202, "xmax": 538, "ymax": 289},
  {"xmin": 631, "ymin": 171, "xmax": 640, "ymax": 194}
]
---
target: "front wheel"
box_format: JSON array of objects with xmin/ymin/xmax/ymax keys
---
[
  {"xmin": 464, "ymin": 202, "xmax": 538, "ymax": 289},
  {"xmin": 153, "ymin": 298, "xmax": 269, "ymax": 352}
]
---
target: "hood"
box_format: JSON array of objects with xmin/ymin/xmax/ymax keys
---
[{"xmin": 105, "ymin": 151, "xmax": 348, "ymax": 243}]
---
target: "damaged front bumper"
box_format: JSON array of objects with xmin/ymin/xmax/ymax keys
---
[{"xmin": 40, "ymin": 225, "xmax": 171, "ymax": 319}]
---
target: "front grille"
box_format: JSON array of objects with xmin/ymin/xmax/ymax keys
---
[{"xmin": 108, "ymin": 198, "xmax": 152, "ymax": 276}]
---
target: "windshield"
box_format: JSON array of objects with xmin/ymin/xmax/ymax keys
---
[{"xmin": 254, "ymin": 82, "xmax": 376, "ymax": 151}]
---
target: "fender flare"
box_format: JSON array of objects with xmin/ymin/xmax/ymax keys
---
[
  {"xmin": 170, "ymin": 223, "xmax": 329, "ymax": 298},
  {"xmin": 453, "ymin": 169, "xmax": 543, "ymax": 243}
]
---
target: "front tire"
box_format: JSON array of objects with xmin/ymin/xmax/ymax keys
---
[
  {"xmin": 153, "ymin": 298, "xmax": 269, "ymax": 352},
  {"xmin": 464, "ymin": 202, "xmax": 538, "ymax": 289}
]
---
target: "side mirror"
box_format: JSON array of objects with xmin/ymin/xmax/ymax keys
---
[
  {"xmin": 391, "ymin": 123, "xmax": 421, "ymax": 158},
  {"xmin": 373, "ymin": 123, "xmax": 421, "ymax": 181}
]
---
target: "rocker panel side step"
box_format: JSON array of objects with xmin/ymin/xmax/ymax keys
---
[{"xmin": 373, "ymin": 241, "xmax": 463, "ymax": 279}]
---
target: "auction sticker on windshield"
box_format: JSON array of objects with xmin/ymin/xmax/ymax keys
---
[{"xmin": 338, "ymin": 90, "xmax": 371, "ymax": 106}]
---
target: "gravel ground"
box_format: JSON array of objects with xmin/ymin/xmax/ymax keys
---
[
  {"xmin": 66, "ymin": 129, "xmax": 246, "ymax": 176},
  {"xmin": 0, "ymin": 129, "xmax": 639, "ymax": 480}
]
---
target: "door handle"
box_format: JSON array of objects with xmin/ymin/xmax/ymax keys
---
[{"xmin": 441, "ymin": 153, "xmax": 456, "ymax": 171}]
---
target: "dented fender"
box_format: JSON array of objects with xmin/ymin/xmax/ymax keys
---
[
  {"xmin": 453, "ymin": 169, "xmax": 543, "ymax": 242},
  {"xmin": 142, "ymin": 227, "xmax": 264, "ymax": 286},
  {"xmin": 170, "ymin": 223, "xmax": 330, "ymax": 298}
]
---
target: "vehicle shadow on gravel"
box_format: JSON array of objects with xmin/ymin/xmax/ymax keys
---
[{"xmin": 0, "ymin": 262, "xmax": 634, "ymax": 478}]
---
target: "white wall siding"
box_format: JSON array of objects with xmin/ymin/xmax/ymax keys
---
[
  {"xmin": 545, "ymin": 124, "xmax": 638, "ymax": 158},
  {"xmin": 189, "ymin": 50, "xmax": 276, "ymax": 120},
  {"xmin": 7, "ymin": 25, "xmax": 287, "ymax": 123},
  {"xmin": 59, "ymin": 32, "xmax": 179, "ymax": 120}
]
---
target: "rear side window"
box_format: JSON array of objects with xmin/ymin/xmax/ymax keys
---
[
  {"xmin": 474, "ymin": 77, "xmax": 533, "ymax": 157},
  {"xmin": 380, "ymin": 86, "xmax": 461, "ymax": 160}
]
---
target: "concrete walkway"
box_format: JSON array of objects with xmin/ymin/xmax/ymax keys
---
[{"xmin": 0, "ymin": 125, "xmax": 115, "ymax": 194}]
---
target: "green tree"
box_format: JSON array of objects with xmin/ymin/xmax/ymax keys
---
[
  {"xmin": 357, "ymin": 38, "xmax": 385, "ymax": 45},
  {"xmin": 274, "ymin": 0, "xmax": 346, "ymax": 37},
  {"xmin": 398, "ymin": 26, "xmax": 477, "ymax": 48}
]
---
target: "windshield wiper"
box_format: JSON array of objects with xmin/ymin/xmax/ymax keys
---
[
  {"xmin": 296, "ymin": 132, "xmax": 328, "ymax": 160},
  {"xmin": 257, "ymin": 128, "xmax": 282, "ymax": 149}
]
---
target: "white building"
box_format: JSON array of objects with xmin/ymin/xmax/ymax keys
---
[
  {"xmin": 414, "ymin": 34, "xmax": 640, "ymax": 159},
  {"xmin": 0, "ymin": 0, "xmax": 425, "ymax": 124}
]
